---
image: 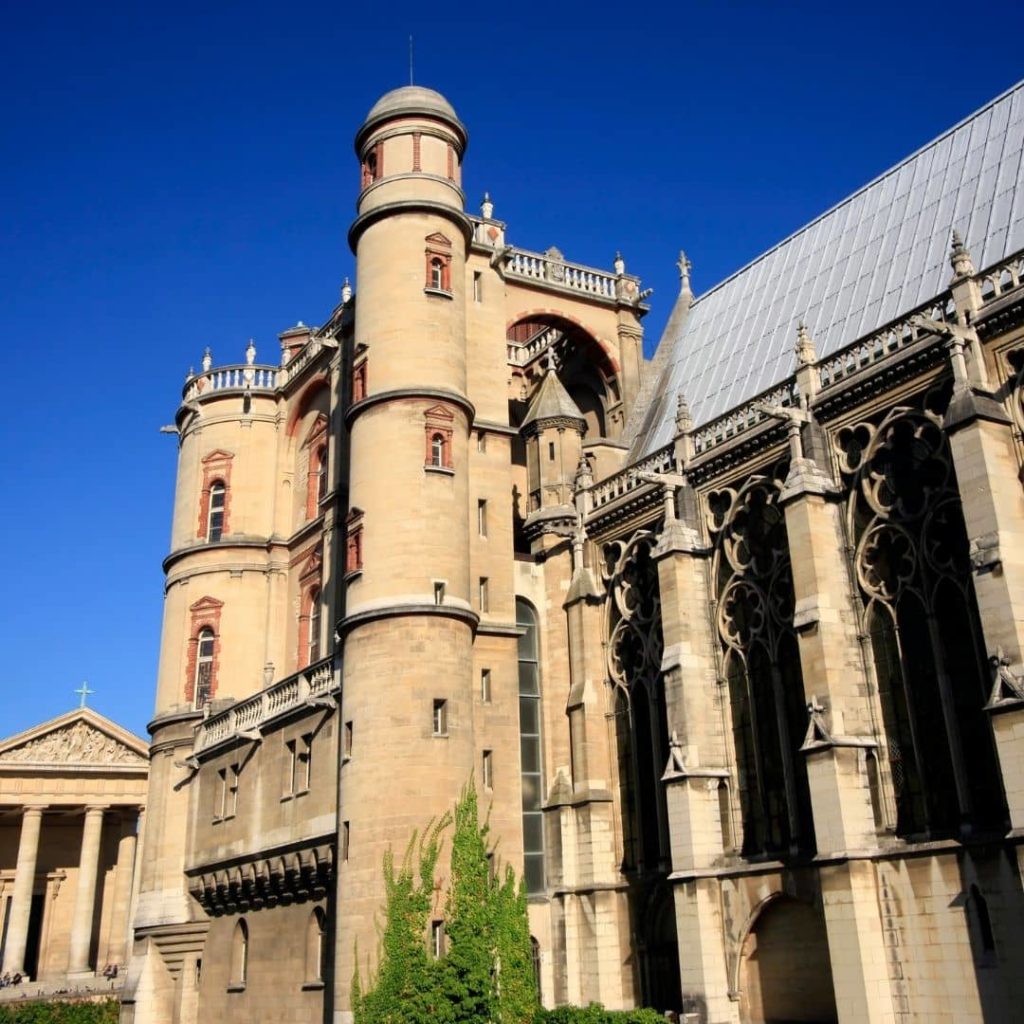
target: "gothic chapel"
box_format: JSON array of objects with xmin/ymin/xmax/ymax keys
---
[{"xmin": 114, "ymin": 81, "xmax": 1024, "ymax": 1023}]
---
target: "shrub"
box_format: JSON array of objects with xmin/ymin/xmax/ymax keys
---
[{"xmin": 0, "ymin": 999, "xmax": 119, "ymax": 1024}]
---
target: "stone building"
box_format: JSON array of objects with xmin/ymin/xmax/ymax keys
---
[
  {"xmin": 0, "ymin": 708, "xmax": 147, "ymax": 986},
  {"xmin": 123, "ymin": 79, "xmax": 1024, "ymax": 1023}
]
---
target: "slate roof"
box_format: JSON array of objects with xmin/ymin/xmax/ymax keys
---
[{"xmin": 630, "ymin": 79, "xmax": 1024, "ymax": 458}]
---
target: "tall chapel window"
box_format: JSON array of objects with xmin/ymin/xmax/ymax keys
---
[{"xmin": 516, "ymin": 599, "xmax": 545, "ymax": 894}]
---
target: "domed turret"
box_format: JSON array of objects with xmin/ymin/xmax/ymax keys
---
[{"xmin": 355, "ymin": 85, "xmax": 466, "ymax": 152}]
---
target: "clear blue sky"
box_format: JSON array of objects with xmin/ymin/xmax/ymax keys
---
[{"xmin": 1, "ymin": 1, "xmax": 1021, "ymax": 740}]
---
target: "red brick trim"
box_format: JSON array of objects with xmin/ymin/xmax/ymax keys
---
[
  {"xmin": 345, "ymin": 508, "xmax": 364, "ymax": 575},
  {"xmin": 423, "ymin": 404, "xmax": 455, "ymax": 468},
  {"xmin": 185, "ymin": 596, "xmax": 224, "ymax": 705},
  {"xmin": 505, "ymin": 311, "xmax": 621, "ymax": 376},
  {"xmin": 424, "ymin": 233, "xmax": 453, "ymax": 292},
  {"xmin": 197, "ymin": 450, "xmax": 234, "ymax": 539},
  {"xmin": 352, "ymin": 359, "xmax": 368, "ymax": 403},
  {"xmin": 412, "ymin": 132, "xmax": 421, "ymax": 172}
]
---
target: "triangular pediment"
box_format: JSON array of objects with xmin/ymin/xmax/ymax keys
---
[
  {"xmin": 0, "ymin": 708, "xmax": 148, "ymax": 770},
  {"xmin": 425, "ymin": 232, "xmax": 452, "ymax": 249},
  {"xmin": 423, "ymin": 403, "xmax": 454, "ymax": 422},
  {"xmin": 201, "ymin": 449, "xmax": 235, "ymax": 464}
]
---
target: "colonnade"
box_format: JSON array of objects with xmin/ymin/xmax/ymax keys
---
[{"xmin": 1, "ymin": 803, "xmax": 143, "ymax": 980}]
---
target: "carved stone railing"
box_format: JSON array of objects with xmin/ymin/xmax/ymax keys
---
[
  {"xmin": 979, "ymin": 253, "xmax": 1024, "ymax": 303},
  {"xmin": 504, "ymin": 248, "xmax": 621, "ymax": 299},
  {"xmin": 816, "ymin": 294, "xmax": 955, "ymax": 390},
  {"xmin": 590, "ymin": 445, "xmax": 674, "ymax": 510},
  {"xmin": 183, "ymin": 364, "xmax": 278, "ymax": 402},
  {"xmin": 195, "ymin": 656, "xmax": 337, "ymax": 754},
  {"xmin": 692, "ymin": 379, "xmax": 802, "ymax": 456},
  {"xmin": 507, "ymin": 326, "xmax": 563, "ymax": 367},
  {"xmin": 278, "ymin": 334, "xmax": 327, "ymax": 387}
]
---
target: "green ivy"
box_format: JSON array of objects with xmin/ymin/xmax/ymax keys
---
[
  {"xmin": 534, "ymin": 1006, "xmax": 666, "ymax": 1024},
  {"xmin": 0, "ymin": 999, "xmax": 119, "ymax": 1024}
]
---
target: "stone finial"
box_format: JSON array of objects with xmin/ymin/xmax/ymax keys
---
[
  {"xmin": 202, "ymin": 347, "xmax": 213, "ymax": 373},
  {"xmin": 481, "ymin": 192, "xmax": 494, "ymax": 220},
  {"xmin": 245, "ymin": 338, "xmax": 256, "ymax": 366},
  {"xmin": 613, "ymin": 251, "xmax": 625, "ymax": 276},
  {"xmin": 186, "ymin": 366, "xmax": 195, "ymax": 381},
  {"xmin": 950, "ymin": 229, "xmax": 976, "ymax": 279},
  {"xmin": 341, "ymin": 278, "xmax": 353, "ymax": 304},
  {"xmin": 574, "ymin": 455, "xmax": 593, "ymax": 492},
  {"xmin": 795, "ymin": 321, "xmax": 817, "ymax": 366},
  {"xmin": 677, "ymin": 249, "xmax": 693, "ymax": 294},
  {"xmin": 674, "ymin": 390, "xmax": 693, "ymax": 435}
]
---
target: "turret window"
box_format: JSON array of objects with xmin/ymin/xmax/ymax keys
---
[
  {"xmin": 430, "ymin": 258, "xmax": 444, "ymax": 290},
  {"xmin": 208, "ymin": 482, "xmax": 226, "ymax": 541},
  {"xmin": 423, "ymin": 404, "xmax": 455, "ymax": 472},
  {"xmin": 431, "ymin": 433, "xmax": 446, "ymax": 467},
  {"xmin": 185, "ymin": 596, "xmax": 223, "ymax": 706},
  {"xmin": 424, "ymin": 233, "xmax": 453, "ymax": 295},
  {"xmin": 195, "ymin": 628, "xmax": 215, "ymax": 707}
]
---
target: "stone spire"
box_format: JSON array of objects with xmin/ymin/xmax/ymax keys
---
[
  {"xmin": 795, "ymin": 321, "xmax": 817, "ymax": 366},
  {"xmin": 674, "ymin": 390, "xmax": 693, "ymax": 435},
  {"xmin": 949, "ymin": 229, "xmax": 976, "ymax": 280},
  {"xmin": 677, "ymin": 250, "xmax": 693, "ymax": 306}
]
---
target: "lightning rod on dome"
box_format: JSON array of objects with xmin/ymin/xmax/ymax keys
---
[{"xmin": 409, "ymin": 35, "xmax": 414, "ymax": 86}]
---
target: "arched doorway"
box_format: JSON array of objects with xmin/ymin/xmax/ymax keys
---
[{"xmin": 740, "ymin": 896, "xmax": 837, "ymax": 1024}]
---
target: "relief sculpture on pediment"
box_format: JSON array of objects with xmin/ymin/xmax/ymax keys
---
[{"xmin": 0, "ymin": 722, "xmax": 146, "ymax": 766}]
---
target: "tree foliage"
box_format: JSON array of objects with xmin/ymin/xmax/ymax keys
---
[
  {"xmin": 0, "ymin": 999, "xmax": 119, "ymax": 1024},
  {"xmin": 355, "ymin": 778, "xmax": 538, "ymax": 1024}
]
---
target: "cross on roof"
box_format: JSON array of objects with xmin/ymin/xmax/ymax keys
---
[{"xmin": 75, "ymin": 682, "xmax": 95, "ymax": 708}]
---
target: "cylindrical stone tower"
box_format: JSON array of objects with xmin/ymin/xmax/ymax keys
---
[{"xmin": 336, "ymin": 86, "xmax": 476, "ymax": 1015}]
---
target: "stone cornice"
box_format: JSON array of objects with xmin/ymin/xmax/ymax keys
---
[
  {"xmin": 337, "ymin": 602, "xmax": 480, "ymax": 638},
  {"xmin": 348, "ymin": 200, "xmax": 474, "ymax": 252},
  {"xmin": 344, "ymin": 387, "xmax": 475, "ymax": 430}
]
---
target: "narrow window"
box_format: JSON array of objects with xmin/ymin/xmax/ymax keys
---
[
  {"xmin": 548, "ymin": 441, "xmax": 556, "ymax": 461},
  {"xmin": 431, "ymin": 921, "xmax": 445, "ymax": 958},
  {"xmin": 482, "ymin": 750, "xmax": 493, "ymax": 790},
  {"xmin": 342, "ymin": 821, "xmax": 350, "ymax": 861},
  {"xmin": 228, "ymin": 764, "xmax": 240, "ymax": 817},
  {"xmin": 517, "ymin": 599, "xmax": 545, "ymax": 894},
  {"xmin": 230, "ymin": 920, "xmax": 248, "ymax": 988},
  {"xmin": 430, "ymin": 433, "xmax": 446, "ymax": 467},
  {"xmin": 477, "ymin": 499, "xmax": 488, "ymax": 537},
  {"xmin": 306, "ymin": 908, "xmax": 327, "ymax": 984},
  {"xmin": 195, "ymin": 628, "xmax": 215, "ymax": 708},
  {"xmin": 215, "ymin": 767, "xmax": 227, "ymax": 821},
  {"xmin": 433, "ymin": 699, "xmax": 448, "ymax": 736},
  {"xmin": 434, "ymin": 581, "xmax": 445, "ymax": 605},
  {"xmin": 300, "ymin": 733, "xmax": 313, "ymax": 791},
  {"xmin": 477, "ymin": 431, "xmax": 486, "ymax": 453},
  {"xmin": 481, "ymin": 668, "xmax": 492, "ymax": 704},
  {"xmin": 479, "ymin": 577, "xmax": 489, "ymax": 612},
  {"xmin": 195, "ymin": 959, "xmax": 202, "ymax": 985},
  {"xmin": 285, "ymin": 739, "xmax": 297, "ymax": 796},
  {"xmin": 430, "ymin": 258, "xmax": 444, "ymax": 291},
  {"xmin": 208, "ymin": 482, "xmax": 226, "ymax": 541},
  {"xmin": 343, "ymin": 720, "xmax": 354, "ymax": 760},
  {"xmin": 531, "ymin": 937, "xmax": 542, "ymax": 1001},
  {"xmin": 315, "ymin": 445, "xmax": 328, "ymax": 505},
  {"xmin": 308, "ymin": 589, "xmax": 322, "ymax": 665},
  {"xmin": 473, "ymin": 271, "xmax": 482, "ymax": 302}
]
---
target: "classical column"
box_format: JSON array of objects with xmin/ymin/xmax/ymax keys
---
[
  {"xmin": 2, "ymin": 805, "xmax": 46, "ymax": 976},
  {"xmin": 103, "ymin": 810, "xmax": 140, "ymax": 968},
  {"xmin": 67, "ymin": 805, "xmax": 107, "ymax": 977}
]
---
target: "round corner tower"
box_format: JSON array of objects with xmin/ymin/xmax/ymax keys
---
[{"xmin": 337, "ymin": 85, "xmax": 477, "ymax": 1010}]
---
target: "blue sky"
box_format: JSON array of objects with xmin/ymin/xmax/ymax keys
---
[{"xmin": 1, "ymin": 1, "xmax": 1021, "ymax": 740}]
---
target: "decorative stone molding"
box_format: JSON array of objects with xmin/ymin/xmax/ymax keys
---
[{"xmin": 0, "ymin": 721, "xmax": 147, "ymax": 766}]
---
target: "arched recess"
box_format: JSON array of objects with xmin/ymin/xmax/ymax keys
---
[
  {"xmin": 738, "ymin": 894, "xmax": 837, "ymax": 1024},
  {"xmin": 506, "ymin": 313, "xmax": 621, "ymax": 444}
]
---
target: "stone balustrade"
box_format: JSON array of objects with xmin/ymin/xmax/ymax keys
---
[
  {"xmin": 182, "ymin": 364, "xmax": 278, "ymax": 402},
  {"xmin": 507, "ymin": 326, "xmax": 563, "ymax": 367},
  {"xmin": 195, "ymin": 656, "xmax": 337, "ymax": 754}
]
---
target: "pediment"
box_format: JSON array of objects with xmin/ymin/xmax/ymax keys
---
[
  {"xmin": 0, "ymin": 709, "xmax": 148, "ymax": 770},
  {"xmin": 425, "ymin": 232, "xmax": 452, "ymax": 249},
  {"xmin": 423, "ymin": 403, "xmax": 454, "ymax": 422},
  {"xmin": 189, "ymin": 596, "xmax": 224, "ymax": 614},
  {"xmin": 201, "ymin": 449, "xmax": 235, "ymax": 464}
]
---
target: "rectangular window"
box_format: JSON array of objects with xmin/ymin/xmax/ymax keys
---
[
  {"xmin": 300, "ymin": 733, "xmax": 313, "ymax": 791},
  {"xmin": 473, "ymin": 271, "xmax": 482, "ymax": 303},
  {"xmin": 342, "ymin": 821, "xmax": 350, "ymax": 861},
  {"xmin": 343, "ymin": 720, "xmax": 354, "ymax": 760},
  {"xmin": 228, "ymin": 764, "xmax": 240, "ymax": 817},
  {"xmin": 431, "ymin": 921, "xmax": 445, "ymax": 959},
  {"xmin": 434, "ymin": 581, "xmax": 445, "ymax": 605},
  {"xmin": 480, "ymin": 668, "xmax": 492, "ymax": 703},
  {"xmin": 477, "ymin": 499, "xmax": 488, "ymax": 537},
  {"xmin": 432, "ymin": 699, "xmax": 448, "ymax": 736},
  {"xmin": 479, "ymin": 577, "xmax": 489, "ymax": 612},
  {"xmin": 477, "ymin": 431, "xmax": 486, "ymax": 453},
  {"xmin": 215, "ymin": 768, "xmax": 227, "ymax": 820},
  {"xmin": 482, "ymin": 750, "xmax": 493, "ymax": 790},
  {"xmin": 285, "ymin": 739, "xmax": 297, "ymax": 796},
  {"xmin": 548, "ymin": 441, "xmax": 556, "ymax": 461}
]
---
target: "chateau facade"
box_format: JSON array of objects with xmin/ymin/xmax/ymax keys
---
[{"xmin": 121, "ymin": 82, "xmax": 1024, "ymax": 1023}]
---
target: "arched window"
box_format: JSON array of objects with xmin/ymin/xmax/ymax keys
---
[
  {"xmin": 430, "ymin": 258, "xmax": 444, "ymax": 290},
  {"xmin": 315, "ymin": 445, "xmax": 328, "ymax": 505},
  {"xmin": 516, "ymin": 598, "xmax": 545, "ymax": 894},
  {"xmin": 208, "ymin": 482, "xmax": 226, "ymax": 542},
  {"xmin": 430, "ymin": 433, "xmax": 446, "ymax": 467},
  {"xmin": 306, "ymin": 907, "xmax": 327, "ymax": 984},
  {"xmin": 230, "ymin": 919, "xmax": 248, "ymax": 988},
  {"xmin": 530, "ymin": 936, "xmax": 542, "ymax": 1001},
  {"xmin": 195, "ymin": 628, "xmax": 215, "ymax": 708},
  {"xmin": 308, "ymin": 589, "xmax": 321, "ymax": 665}
]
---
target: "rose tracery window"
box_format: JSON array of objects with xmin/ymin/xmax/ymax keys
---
[
  {"xmin": 603, "ymin": 532, "xmax": 668, "ymax": 872},
  {"xmin": 837, "ymin": 405, "xmax": 1007, "ymax": 838},
  {"xmin": 709, "ymin": 475, "xmax": 814, "ymax": 858}
]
